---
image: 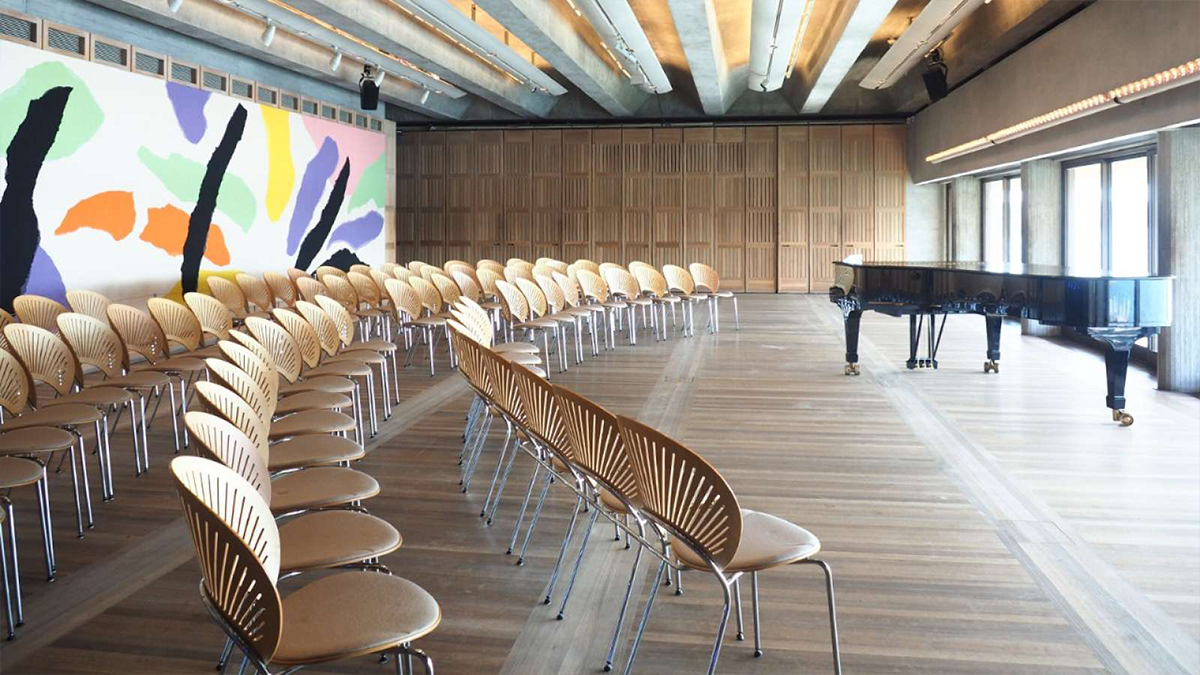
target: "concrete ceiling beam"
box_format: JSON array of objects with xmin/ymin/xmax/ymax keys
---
[{"xmin": 666, "ymin": 0, "xmax": 743, "ymax": 115}]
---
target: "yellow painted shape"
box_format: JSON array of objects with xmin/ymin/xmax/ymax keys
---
[
  {"xmin": 261, "ymin": 105, "xmax": 295, "ymax": 223},
  {"xmin": 163, "ymin": 270, "xmax": 244, "ymax": 304}
]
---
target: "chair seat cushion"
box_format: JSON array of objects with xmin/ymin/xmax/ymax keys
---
[
  {"xmin": 602, "ymin": 301, "xmax": 627, "ymax": 309},
  {"xmin": 272, "ymin": 572, "xmax": 441, "ymax": 665},
  {"xmin": 281, "ymin": 376, "xmax": 355, "ymax": 396},
  {"xmin": 493, "ymin": 342, "xmax": 540, "ymax": 355},
  {"xmin": 269, "ymin": 410, "xmax": 356, "ymax": 440},
  {"xmin": 267, "ymin": 434, "xmax": 363, "ymax": 472},
  {"xmin": 712, "ymin": 290, "xmax": 734, "ymax": 298},
  {"xmin": 411, "ymin": 316, "xmax": 446, "ymax": 327},
  {"xmin": 0, "ymin": 456, "xmax": 43, "ymax": 489},
  {"xmin": 670, "ymin": 509, "xmax": 820, "ymax": 573},
  {"xmin": 270, "ymin": 466, "xmax": 379, "ymax": 513},
  {"xmin": 624, "ymin": 297, "xmax": 653, "ymax": 306},
  {"xmin": 327, "ymin": 350, "xmax": 385, "ymax": 366},
  {"xmin": 348, "ymin": 338, "xmax": 397, "ymax": 353},
  {"xmin": 0, "ymin": 426, "xmax": 76, "ymax": 454},
  {"xmin": 276, "ymin": 391, "xmax": 353, "ymax": 416},
  {"xmin": 278, "ymin": 510, "xmax": 401, "ymax": 573},
  {"xmin": 653, "ymin": 295, "xmax": 682, "ymax": 304},
  {"xmin": 2, "ymin": 403, "xmax": 102, "ymax": 429},
  {"xmin": 516, "ymin": 318, "xmax": 558, "ymax": 330},
  {"xmin": 46, "ymin": 386, "xmax": 134, "ymax": 408},
  {"xmin": 308, "ymin": 361, "xmax": 372, "ymax": 378}
]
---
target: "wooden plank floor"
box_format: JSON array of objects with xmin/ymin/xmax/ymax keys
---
[{"xmin": 2, "ymin": 295, "xmax": 1197, "ymax": 674}]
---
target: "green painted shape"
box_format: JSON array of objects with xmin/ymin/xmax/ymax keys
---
[
  {"xmin": 347, "ymin": 151, "xmax": 387, "ymax": 212},
  {"xmin": 0, "ymin": 61, "xmax": 103, "ymax": 161},
  {"xmin": 137, "ymin": 147, "xmax": 257, "ymax": 231}
]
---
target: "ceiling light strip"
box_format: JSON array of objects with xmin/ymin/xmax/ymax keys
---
[
  {"xmin": 861, "ymin": 0, "xmax": 983, "ymax": 90},
  {"xmin": 926, "ymin": 58, "xmax": 1200, "ymax": 163}
]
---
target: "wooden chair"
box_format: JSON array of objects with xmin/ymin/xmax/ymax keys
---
[
  {"xmin": 495, "ymin": 280, "xmax": 561, "ymax": 375},
  {"xmin": 452, "ymin": 269, "xmax": 502, "ymax": 329},
  {"xmin": 286, "ymin": 267, "xmax": 309, "ymax": 284},
  {"xmin": 4, "ymin": 324, "xmax": 136, "ymax": 502},
  {"xmin": 393, "ymin": 267, "xmax": 415, "ymax": 282},
  {"xmin": 315, "ymin": 265, "xmax": 347, "ymax": 284},
  {"xmin": 0, "ymin": 440, "xmax": 59, "ymax": 604},
  {"xmin": 213, "ymin": 341, "xmax": 351, "ymax": 420},
  {"xmin": 383, "ymin": 278, "xmax": 446, "ymax": 377},
  {"xmin": 690, "ymin": 262, "xmax": 739, "ymax": 331},
  {"xmin": 207, "ymin": 276, "xmax": 259, "ymax": 324},
  {"xmin": 443, "ymin": 259, "xmax": 471, "ymax": 272},
  {"xmin": 504, "ymin": 265, "xmax": 534, "ymax": 285},
  {"xmin": 616, "ymin": 414, "xmax": 841, "ymax": 675},
  {"xmin": 0, "ymin": 346, "xmax": 99, "ymax": 537},
  {"xmin": 147, "ymin": 297, "xmax": 221, "ymax": 359},
  {"xmin": 12, "ymin": 295, "xmax": 66, "ymax": 335},
  {"xmin": 604, "ymin": 267, "xmax": 654, "ymax": 345},
  {"xmin": 0, "ymin": 310, "xmax": 13, "ymax": 352},
  {"xmin": 572, "ymin": 259, "xmax": 601, "ymax": 276},
  {"xmin": 170, "ymin": 455, "xmax": 439, "ymax": 674},
  {"xmin": 576, "ymin": 269, "xmax": 625, "ymax": 350},
  {"xmin": 315, "ymin": 295, "xmax": 400, "ymax": 409},
  {"xmin": 552, "ymin": 271, "xmax": 606, "ymax": 357},
  {"xmin": 663, "ymin": 265, "xmax": 708, "ymax": 337},
  {"xmin": 518, "ymin": 277, "xmax": 581, "ymax": 371},
  {"xmin": 349, "ymin": 263, "xmax": 374, "ymax": 277},
  {"xmin": 477, "ymin": 259, "xmax": 505, "ymax": 274},
  {"xmin": 184, "ymin": 291, "xmax": 235, "ymax": 343},
  {"xmin": 293, "ymin": 303, "xmax": 387, "ymax": 436},
  {"xmin": 633, "ymin": 265, "xmax": 682, "ymax": 341},
  {"xmin": 295, "ymin": 276, "xmax": 326, "ymax": 304},
  {"xmin": 65, "ymin": 290, "xmax": 112, "ymax": 323},
  {"xmin": 235, "ymin": 273, "xmax": 276, "ymax": 314},
  {"xmin": 264, "ymin": 271, "xmax": 298, "ymax": 308},
  {"xmin": 450, "ymin": 298, "xmax": 541, "ymax": 366}
]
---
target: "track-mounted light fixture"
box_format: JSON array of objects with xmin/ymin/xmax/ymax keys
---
[
  {"xmin": 260, "ymin": 20, "xmax": 276, "ymax": 47},
  {"xmin": 329, "ymin": 49, "xmax": 342, "ymax": 72},
  {"xmin": 167, "ymin": 0, "xmax": 184, "ymax": 12}
]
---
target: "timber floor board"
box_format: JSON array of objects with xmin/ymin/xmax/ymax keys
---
[{"xmin": 1, "ymin": 295, "xmax": 1196, "ymax": 674}]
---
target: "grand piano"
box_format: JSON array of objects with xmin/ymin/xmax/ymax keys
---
[{"xmin": 828, "ymin": 261, "xmax": 1173, "ymax": 426}]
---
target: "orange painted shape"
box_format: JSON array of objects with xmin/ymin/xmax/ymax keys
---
[
  {"xmin": 139, "ymin": 204, "xmax": 231, "ymax": 265},
  {"xmin": 56, "ymin": 190, "xmax": 136, "ymax": 239}
]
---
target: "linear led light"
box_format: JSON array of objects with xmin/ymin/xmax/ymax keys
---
[
  {"xmin": 749, "ymin": 0, "xmax": 816, "ymax": 91},
  {"xmin": 926, "ymin": 58, "xmax": 1200, "ymax": 163},
  {"xmin": 573, "ymin": 0, "xmax": 671, "ymax": 93},
  {"xmin": 783, "ymin": 0, "xmax": 817, "ymax": 80},
  {"xmin": 861, "ymin": 0, "xmax": 984, "ymax": 90}
]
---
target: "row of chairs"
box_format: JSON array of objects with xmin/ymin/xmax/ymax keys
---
[{"xmin": 443, "ymin": 301, "xmax": 840, "ymax": 675}]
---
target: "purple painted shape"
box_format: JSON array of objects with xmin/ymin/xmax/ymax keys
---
[
  {"xmin": 166, "ymin": 82, "xmax": 211, "ymax": 144},
  {"xmin": 24, "ymin": 246, "xmax": 67, "ymax": 306},
  {"xmin": 288, "ymin": 137, "xmax": 339, "ymax": 255},
  {"xmin": 325, "ymin": 211, "xmax": 383, "ymax": 251}
]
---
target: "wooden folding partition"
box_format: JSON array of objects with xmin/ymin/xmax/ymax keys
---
[{"xmin": 394, "ymin": 124, "xmax": 905, "ymax": 292}]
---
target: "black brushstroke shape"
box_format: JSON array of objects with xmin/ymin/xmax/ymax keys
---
[
  {"xmin": 181, "ymin": 104, "xmax": 247, "ymax": 294},
  {"xmin": 0, "ymin": 87, "xmax": 71, "ymax": 312},
  {"xmin": 294, "ymin": 158, "xmax": 350, "ymax": 272},
  {"xmin": 316, "ymin": 248, "xmax": 365, "ymax": 272}
]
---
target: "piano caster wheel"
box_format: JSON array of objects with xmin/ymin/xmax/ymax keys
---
[
  {"xmin": 1112, "ymin": 409, "xmax": 1134, "ymax": 426},
  {"xmin": 844, "ymin": 363, "xmax": 861, "ymax": 376},
  {"xmin": 983, "ymin": 360, "xmax": 1000, "ymax": 374}
]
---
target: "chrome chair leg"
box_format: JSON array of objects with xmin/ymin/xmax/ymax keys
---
[
  {"xmin": 542, "ymin": 494, "xmax": 583, "ymax": 605},
  {"xmin": 621, "ymin": 558, "xmax": 668, "ymax": 675},
  {"xmin": 2, "ymin": 499, "xmax": 21, "ymax": 625},
  {"xmin": 480, "ymin": 423, "xmax": 514, "ymax": 518},
  {"xmin": 751, "ymin": 571, "xmax": 762, "ymax": 657},
  {"xmin": 732, "ymin": 296, "xmax": 740, "ymax": 330},
  {"xmin": 704, "ymin": 580, "xmax": 735, "ymax": 675},
  {"xmin": 733, "ymin": 577, "xmax": 744, "ymax": 641},
  {"xmin": 485, "ymin": 437, "xmax": 521, "ymax": 525},
  {"xmin": 516, "ymin": 470, "xmax": 554, "ymax": 565},
  {"xmin": 507, "ymin": 462, "xmax": 541, "ymax": 554},
  {"xmin": 800, "ymin": 559, "xmax": 842, "ymax": 674},
  {"xmin": 603, "ymin": 543, "xmax": 644, "ymax": 672},
  {"xmin": 555, "ymin": 505, "xmax": 601, "ymax": 619},
  {"xmin": 1, "ymin": 511, "xmax": 12, "ymax": 640}
]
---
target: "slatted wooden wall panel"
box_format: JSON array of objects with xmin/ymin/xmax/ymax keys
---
[
  {"xmin": 745, "ymin": 126, "xmax": 777, "ymax": 292},
  {"xmin": 475, "ymin": 131, "xmax": 505, "ymax": 264},
  {"xmin": 562, "ymin": 129, "xmax": 591, "ymax": 263},
  {"xmin": 683, "ymin": 128, "xmax": 715, "ymax": 269},
  {"xmin": 592, "ymin": 129, "xmax": 623, "ymax": 264},
  {"xmin": 778, "ymin": 126, "xmax": 809, "ymax": 291},
  {"xmin": 532, "ymin": 130, "xmax": 562, "ymax": 262},
  {"xmin": 652, "ymin": 128, "xmax": 684, "ymax": 269},
  {"xmin": 417, "ymin": 131, "xmax": 445, "ymax": 264},
  {"xmin": 393, "ymin": 124, "xmax": 905, "ymax": 291},
  {"xmin": 397, "ymin": 132, "xmax": 420, "ymax": 262},
  {"xmin": 622, "ymin": 129, "xmax": 653, "ymax": 265},
  {"xmin": 714, "ymin": 127, "xmax": 746, "ymax": 292},
  {"xmin": 874, "ymin": 124, "xmax": 907, "ymax": 262},
  {"xmin": 503, "ymin": 130, "xmax": 533, "ymax": 262},
  {"xmin": 445, "ymin": 131, "xmax": 474, "ymax": 265},
  {"xmin": 809, "ymin": 126, "xmax": 842, "ymax": 290}
]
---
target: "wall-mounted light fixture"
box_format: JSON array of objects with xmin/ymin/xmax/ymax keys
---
[
  {"xmin": 329, "ymin": 48, "xmax": 342, "ymax": 72},
  {"xmin": 260, "ymin": 19, "xmax": 276, "ymax": 46}
]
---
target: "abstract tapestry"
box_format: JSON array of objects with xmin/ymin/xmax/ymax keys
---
[{"xmin": 0, "ymin": 41, "xmax": 387, "ymax": 311}]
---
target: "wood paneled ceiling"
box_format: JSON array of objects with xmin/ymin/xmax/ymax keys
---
[{"xmin": 96, "ymin": 0, "xmax": 1088, "ymax": 123}]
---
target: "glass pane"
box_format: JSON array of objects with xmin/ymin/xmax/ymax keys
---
[
  {"xmin": 983, "ymin": 180, "xmax": 1005, "ymax": 265},
  {"xmin": 1008, "ymin": 178, "xmax": 1022, "ymax": 264},
  {"xmin": 1110, "ymin": 156, "xmax": 1150, "ymax": 274},
  {"xmin": 1066, "ymin": 164, "xmax": 1102, "ymax": 270}
]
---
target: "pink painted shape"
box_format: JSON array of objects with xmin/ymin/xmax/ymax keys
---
[{"xmin": 301, "ymin": 116, "xmax": 385, "ymax": 197}]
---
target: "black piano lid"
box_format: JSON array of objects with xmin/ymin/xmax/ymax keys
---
[{"xmin": 834, "ymin": 260, "xmax": 1172, "ymax": 281}]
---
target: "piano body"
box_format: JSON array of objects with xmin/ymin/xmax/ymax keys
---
[{"xmin": 828, "ymin": 261, "xmax": 1173, "ymax": 426}]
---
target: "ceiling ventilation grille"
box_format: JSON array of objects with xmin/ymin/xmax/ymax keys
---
[
  {"xmin": 93, "ymin": 40, "xmax": 128, "ymax": 68},
  {"xmin": 231, "ymin": 78, "xmax": 254, "ymax": 99},
  {"xmin": 134, "ymin": 51, "xmax": 166, "ymax": 77},
  {"xmin": 170, "ymin": 61, "xmax": 198, "ymax": 85},
  {"xmin": 0, "ymin": 13, "xmax": 38, "ymax": 44},
  {"xmin": 46, "ymin": 26, "xmax": 85, "ymax": 56},
  {"xmin": 202, "ymin": 70, "xmax": 227, "ymax": 92},
  {"xmin": 257, "ymin": 85, "xmax": 277, "ymax": 105}
]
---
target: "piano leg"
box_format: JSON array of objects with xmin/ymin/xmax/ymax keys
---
[
  {"xmin": 907, "ymin": 314, "xmax": 920, "ymax": 370},
  {"xmin": 843, "ymin": 310, "xmax": 861, "ymax": 376},
  {"xmin": 1087, "ymin": 328, "xmax": 1152, "ymax": 426},
  {"xmin": 983, "ymin": 316, "xmax": 1001, "ymax": 373}
]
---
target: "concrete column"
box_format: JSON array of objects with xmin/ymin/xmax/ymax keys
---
[
  {"xmin": 1020, "ymin": 159, "xmax": 1062, "ymax": 336},
  {"xmin": 950, "ymin": 177, "xmax": 981, "ymax": 262},
  {"xmin": 384, "ymin": 121, "xmax": 398, "ymax": 264},
  {"xmin": 905, "ymin": 180, "xmax": 946, "ymax": 261},
  {"xmin": 1156, "ymin": 129, "xmax": 1200, "ymax": 394}
]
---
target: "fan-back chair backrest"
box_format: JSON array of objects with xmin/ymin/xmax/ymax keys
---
[
  {"xmin": 409, "ymin": 277, "xmax": 443, "ymax": 315},
  {"xmin": 207, "ymin": 277, "xmax": 249, "ymax": 315},
  {"xmin": 245, "ymin": 316, "xmax": 304, "ymax": 382},
  {"xmin": 628, "ymin": 261, "xmax": 652, "ymax": 273},
  {"xmin": 535, "ymin": 275, "xmax": 568, "ymax": 314},
  {"xmin": 511, "ymin": 361, "xmax": 571, "ymax": 459},
  {"xmin": 536, "ymin": 259, "xmax": 569, "ymax": 275},
  {"xmin": 295, "ymin": 276, "xmax": 326, "ymax": 304},
  {"xmin": 634, "ymin": 265, "xmax": 670, "ymax": 298},
  {"xmin": 322, "ymin": 275, "xmax": 359, "ymax": 312},
  {"xmin": 476, "ymin": 268, "xmax": 502, "ymax": 300},
  {"xmin": 514, "ymin": 277, "xmax": 550, "ymax": 319},
  {"xmin": 393, "ymin": 267, "xmax": 414, "ymax": 283},
  {"xmin": 217, "ymin": 340, "xmax": 279, "ymax": 404},
  {"xmin": 13, "ymin": 295, "xmax": 67, "ymax": 335},
  {"xmin": 347, "ymin": 272, "xmax": 380, "ymax": 307},
  {"xmin": 408, "ymin": 261, "xmax": 428, "ymax": 273},
  {"xmin": 349, "ymin": 264, "xmax": 373, "ymax": 277},
  {"xmin": 552, "ymin": 272, "xmax": 584, "ymax": 309},
  {"xmin": 576, "ymin": 269, "xmax": 611, "ymax": 304},
  {"xmin": 107, "ymin": 304, "xmax": 171, "ymax": 365},
  {"xmin": 662, "ymin": 265, "xmax": 696, "ymax": 295},
  {"xmin": 294, "ymin": 301, "xmax": 342, "ymax": 357},
  {"xmin": 443, "ymin": 260, "xmax": 470, "ymax": 272},
  {"xmin": 227, "ymin": 330, "xmax": 278, "ymax": 375},
  {"xmin": 478, "ymin": 346, "xmax": 526, "ymax": 425},
  {"xmin": 554, "ymin": 387, "xmax": 638, "ymax": 503},
  {"xmin": 57, "ymin": 312, "xmax": 129, "ymax": 381},
  {"xmin": 572, "ymin": 259, "xmax": 600, "ymax": 275},
  {"xmin": 315, "ymin": 266, "xmax": 346, "ymax": 284},
  {"xmin": 604, "ymin": 267, "xmax": 641, "ymax": 301},
  {"xmin": 419, "ymin": 265, "xmax": 439, "ymax": 282},
  {"xmin": 264, "ymin": 271, "xmax": 297, "ymax": 307},
  {"xmin": 477, "ymin": 259, "xmax": 505, "ymax": 275},
  {"xmin": 65, "ymin": 290, "xmax": 112, "ymax": 323},
  {"xmin": 194, "ymin": 381, "xmax": 269, "ymax": 451},
  {"xmin": 532, "ymin": 264, "xmax": 555, "ymax": 280},
  {"xmin": 689, "ymin": 263, "xmax": 721, "ymax": 293},
  {"xmin": 616, "ymin": 414, "xmax": 743, "ymax": 570},
  {"xmin": 504, "ymin": 266, "xmax": 533, "ymax": 285},
  {"xmin": 184, "ymin": 292, "xmax": 233, "ymax": 341},
  {"xmin": 205, "ymin": 358, "xmax": 274, "ymax": 424},
  {"xmin": 183, "ymin": 412, "xmax": 271, "ymax": 503},
  {"xmin": 445, "ymin": 320, "xmax": 484, "ymax": 397},
  {"xmin": 383, "ymin": 278, "xmax": 423, "ymax": 321},
  {"xmin": 368, "ymin": 271, "xmax": 393, "ymax": 303},
  {"xmin": 148, "ymin": 297, "xmax": 205, "ymax": 352},
  {"xmin": 506, "ymin": 258, "xmax": 532, "ymax": 270},
  {"xmin": 450, "ymin": 299, "xmax": 494, "ymax": 348},
  {"xmin": 598, "ymin": 262, "xmax": 625, "ymax": 275},
  {"xmin": 430, "ymin": 273, "xmax": 462, "ymax": 308},
  {"xmin": 269, "ymin": 309, "xmax": 323, "ymax": 370},
  {"xmin": 0, "ymin": 347, "xmax": 34, "ymax": 415},
  {"xmin": 236, "ymin": 274, "xmax": 275, "ymax": 312},
  {"xmin": 314, "ymin": 295, "xmax": 358, "ymax": 347},
  {"xmin": 494, "ymin": 279, "xmax": 530, "ymax": 324},
  {"xmin": 0, "ymin": 309, "xmax": 14, "ymax": 353},
  {"xmin": 380, "ymin": 262, "xmax": 399, "ymax": 275},
  {"xmin": 286, "ymin": 268, "xmax": 308, "ymax": 284},
  {"xmin": 4, "ymin": 323, "xmax": 80, "ymax": 399},
  {"xmin": 452, "ymin": 271, "xmax": 484, "ymax": 303},
  {"xmin": 170, "ymin": 455, "xmax": 282, "ymax": 665}
]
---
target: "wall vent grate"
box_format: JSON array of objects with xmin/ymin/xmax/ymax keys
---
[
  {"xmin": 302, "ymin": 99, "xmax": 319, "ymax": 115},
  {"xmin": 202, "ymin": 71, "xmax": 227, "ymax": 92},
  {"xmin": 321, "ymin": 104, "xmax": 336, "ymax": 120},
  {"xmin": 134, "ymin": 51, "xmax": 165, "ymax": 77},
  {"xmin": 170, "ymin": 61, "xmax": 198, "ymax": 84},
  {"xmin": 93, "ymin": 40, "xmax": 127, "ymax": 67},
  {"xmin": 257, "ymin": 86, "xmax": 277, "ymax": 105},
  {"xmin": 47, "ymin": 27, "xmax": 84, "ymax": 55},
  {"xmin": 231, "ymin": 79, "xmax": 253, "ymax": 99},
  {"xmin": 280, "ymin": 93, "xmax": 299, "ymax": 110},
  {"xmin": 0, "ymin": 13, "xmax": 38, "ymax": 43}
]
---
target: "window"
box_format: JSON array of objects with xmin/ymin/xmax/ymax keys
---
[
  {"xmin": 1063, "ymin": 152, "xmax": 1154, "ymax": 274},
  {"xmin": 981, "ymin": 175, "xmax": 1022, "ymax": 265}
]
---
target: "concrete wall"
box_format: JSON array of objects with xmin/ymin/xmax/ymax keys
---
[
  {"xmin": 905, "ymin": 179, "xmax": 945, "ymax": 261},
  {"xmin": 908, "ymin": 0, "xmax": 1200, "ymax": 184}
]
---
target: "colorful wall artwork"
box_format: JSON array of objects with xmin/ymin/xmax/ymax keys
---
[{"xmin": 0, "ymin": 41, "xmax": 388, "ymax": 311}]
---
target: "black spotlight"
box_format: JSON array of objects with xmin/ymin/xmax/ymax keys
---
[
  {"xmin": 359, "ymin": 65, "xmax": 380, "ymax": 111},
  {"xmin": 922, "ymin": 48, "xmax": 949, "ymax": 102}
]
